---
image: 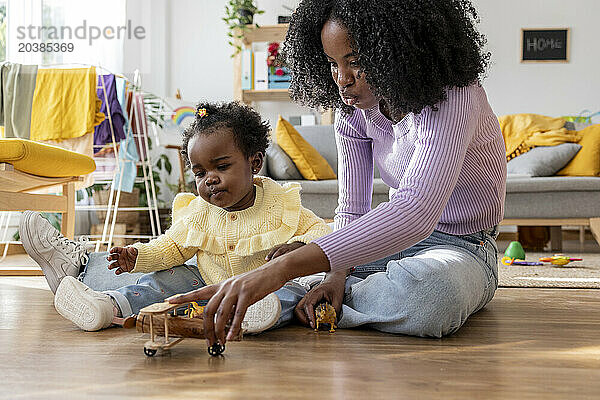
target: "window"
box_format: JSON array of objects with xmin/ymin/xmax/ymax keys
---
[
  {"xmin": 41, "ymin": 0, "xmax": 65, "ymax": 64},
  {"xmin": 5, "ymin": 0, "xmax": 125, "ymax": 70},
  {"xmin": 0, "ymin": 1, "xmax": 6, "ymax": 62}
]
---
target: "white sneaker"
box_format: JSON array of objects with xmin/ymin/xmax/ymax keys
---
[
  {"xmin": 241, "ymin": 292, "xmax": 281, "ymax": 334},
  {"xmin": 54, "ymin": 276, "xmax": 114, "ymax": 331},
  {"xmin": 19, "ymin": 211, "xmax": 89, "ymax": 293},
  {"xmin": 293, "ymin": 272, "xmax": 326, "ymax": 291}
]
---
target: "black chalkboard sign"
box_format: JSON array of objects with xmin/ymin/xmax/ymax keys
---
[{"xmin": 522, "ymin": 28, "xmax": 569, "ymax": 62}]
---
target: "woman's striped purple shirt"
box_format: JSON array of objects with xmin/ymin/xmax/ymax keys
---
[{"xmin": 313, "ymin": 84, "xmax": 507, "ymax": 271}]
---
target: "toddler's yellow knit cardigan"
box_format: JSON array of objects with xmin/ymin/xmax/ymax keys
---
[{"xmin": 131, "ymin": 176, "xmax": 332, "ymax": 285}]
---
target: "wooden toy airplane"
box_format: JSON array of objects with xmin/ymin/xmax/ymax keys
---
[{"xmin": 124, "ymin": 301, "xmax": 241, "ymax": 357}]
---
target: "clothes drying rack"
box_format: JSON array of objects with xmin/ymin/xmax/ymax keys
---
[{"xmin": 0, "ymin": 63, "xmax": 172, "ymax": 263}]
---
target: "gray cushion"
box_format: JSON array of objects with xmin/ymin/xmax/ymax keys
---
[
  {"xmin": 266, "ymin": 143, "xmax": 302, "ymax": 180},
  {"xmin": 277, "ymin": 178, "xmax": 390, "ymax": 194},
  {"xmin": 293, "ymin": 125, "xmax": 338, "ymax": 173},
  {"xmin": 504, "ymin": 176, "xmax": 600, "ymax": 219},
  {"xmin": 504, "ymin": 191, "xmax": 600, "ymax": 219},
  {"xmin": 294, "ymin": 124, "xmax": 381, "ymax": 178},
  {"xmin": 275, "ymin": 178, "xmax": 391, "ymax": 219},
  {"xmin": 507, "ymin": 143, "xmax": 581, "ymax": 177},
  {"xmin": 506, "ymin": 176, "xmax": 600, "ymax": 192}
]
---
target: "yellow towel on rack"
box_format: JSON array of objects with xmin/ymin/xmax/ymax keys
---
[
  {"xmin": 30, "ymin": 67, "xmax": 105, "ymax": 141},
  {"xmin": 499, "ymin": 113, "xmax": 582, "ymax": 161}
]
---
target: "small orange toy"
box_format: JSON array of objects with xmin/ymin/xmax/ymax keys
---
[
  {"xmin": 185, "ymin": 302, "xmax": 205, "ymax": 319},
  {"xmin": 538, "ymin": 255, "xmax": 583, "ymax": 266},
  {"xmin": 315, "ymin": 303, "xmax": 337, "ymax": 333}
]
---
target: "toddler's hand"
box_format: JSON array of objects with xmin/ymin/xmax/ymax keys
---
[
  {"xmin": 265, "ymin": 242, "xmax": 304, "ymax": 261},
  {"xmin": 107, "ymin": 246, "xmax": 138, "ymax": 275}
]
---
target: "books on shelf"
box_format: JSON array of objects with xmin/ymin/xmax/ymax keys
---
[
  {"xmin": 253, "ymin": 50, "xmax": 268, "ymax": 91},
  {"xmin": 241, "ymin": 49, "xmax": 252, "ymax": 90},
  {"xmin": 268, "ymin": 66, "xmax": 290, "ymax": 89},
  {"xmin": 243, "ymin": 45, "xmax": 291, "ymax": 91}
]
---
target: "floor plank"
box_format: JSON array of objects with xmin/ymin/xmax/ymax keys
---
[{"xmin": 1, "ymin": 277, "xmax": 600, "ymax": 399}]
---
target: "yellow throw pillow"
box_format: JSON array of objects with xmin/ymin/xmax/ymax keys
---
[
  {"xmin": 557, "ymin": 124, "xmax": 600, "ymax": 176},
  {"xmin": 275, "ymin": 116, "xmax": 336, "ymax": 181},
  {"xmin": 0, "ymin": 138, "xmax": 96, "ymax": 177}
]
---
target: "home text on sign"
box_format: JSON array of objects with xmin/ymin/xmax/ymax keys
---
[{"xmin": 522, "ymin": 29, "xmax": 569, "ymax": 62}]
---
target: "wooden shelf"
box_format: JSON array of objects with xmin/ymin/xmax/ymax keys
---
[
  {"xmin": 233, "ymin": 25, "xmax": 291, "ymax": 104},
  {"xmin": 242, "ymin": 89, "xmax": 290, "ymax": 102},
  {"xmin": 233, "ymin": 24, "xmax": 333, "ymax": 125},
  {"xmin": 241, "ymin": 24, "xmax": 288, "ymax": 45}
]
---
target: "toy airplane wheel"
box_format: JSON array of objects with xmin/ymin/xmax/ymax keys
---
[
  {"xmin": 144, "ymin": 347, "xmax": 157, "ymax": 357},
  {"xmin": 208, "ymin": 343, "xmax": 225, "ymax": 356}
]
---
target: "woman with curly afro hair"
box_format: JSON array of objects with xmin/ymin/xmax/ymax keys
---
[{"xmin": 170, "ymin": 0, "xmax": 506, "ymax": 344}]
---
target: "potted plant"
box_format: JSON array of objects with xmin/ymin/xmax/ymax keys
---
[{"xmin": 223, "ymin": 0, "xmax": 265, "ymax": 56}]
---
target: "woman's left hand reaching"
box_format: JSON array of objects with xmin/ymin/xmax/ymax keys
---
[
  {"xmin": 167, "ymin": 265, "xmax": 288, "ymax": 346},
  {"xmin": 167, "ymin": 242, "xmax": 331, "ymax": 347}
]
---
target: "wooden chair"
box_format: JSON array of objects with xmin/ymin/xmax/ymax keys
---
[
  {"xmin": 0, "ymin": 163, "xmax": 82, "ymax": 239},
  {"xmin": 0, "ymin": 138, "xmax": 96, "ymax": 245}
]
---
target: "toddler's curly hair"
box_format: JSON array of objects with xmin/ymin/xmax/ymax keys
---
[
  {"xmin": 282, "ymin": 0, "xmax": 490, "ymax": 118},
  {"xmin": 181, "ymin": 101, "xmax": 270, "ymax": 167}
]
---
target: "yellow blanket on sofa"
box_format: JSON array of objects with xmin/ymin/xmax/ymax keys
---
[{"xmin": 498, "ymin": 114, "xmax": 582, "ymax": 161}]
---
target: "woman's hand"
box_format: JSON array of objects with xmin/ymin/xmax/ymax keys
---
[
  {"xmin": 294, "ymin": 270, "xmax": 346, "ymax": 329},
  {"xmin": 265, "ymin": 241, "xmax": 305, "ymax": 261},
  {"xmin": 167, "ymin": 243, "xmax": 331, "ymax": 346},
  {"xmin": 107, "ymin": 246, "xmax": 138, "ymax": 275},
  {"xmin": 167, "ymin": 265, "xmax": 288, "ymax": 346}
]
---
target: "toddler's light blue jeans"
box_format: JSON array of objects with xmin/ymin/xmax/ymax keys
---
[
  {"xmin": 77, "ymin": 255, "xmax": 306, "ymax": 329},
  {"xmin": 339, "ymin": 228, "xmax": 499, "ymax": 338}
]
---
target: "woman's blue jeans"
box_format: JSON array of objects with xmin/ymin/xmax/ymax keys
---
[{"xmin": 338, "ymin": 228, "xmax": 499, "ymax": 338}]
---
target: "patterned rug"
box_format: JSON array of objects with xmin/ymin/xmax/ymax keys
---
[{"xmin": 498, "ymin": 251, "xmax": 600, "ymax": 289}]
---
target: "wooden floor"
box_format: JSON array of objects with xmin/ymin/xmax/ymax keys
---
[{"xmin": 1, "ymin": 277, "xmax": 599, "ymax": 399}]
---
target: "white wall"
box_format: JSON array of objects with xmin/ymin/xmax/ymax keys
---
[
  {"xmin": 474, "ymin": 0, "xmax": 599, "ymax": 118},
  {"xmin": 123, "ymin": 0, "xmax": 169, "ymax": 96},
  {"xmin": 132, "ymin": 0, "xmax": 313, "ymax": 128},
  {"xmin": 166, "ymin": 0, "xmax": 299, "ymax": 102},
  {"xmin": 135, "ymin": 0, "xmax": 600, "ymax": 122}
]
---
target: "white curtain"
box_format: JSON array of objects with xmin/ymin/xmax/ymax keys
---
[{"xmin": 6, "ymin": 0, "xmax": 125, "ymax": 71}]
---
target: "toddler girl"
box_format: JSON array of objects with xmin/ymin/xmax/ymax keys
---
[{"xmin": 20, "ymin": 101, "xmax": 331, "ymax": 333}]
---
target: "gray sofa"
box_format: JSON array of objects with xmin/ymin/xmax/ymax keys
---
[
  {"xmin": 503, "ymin": 176, "xmax": 600, "ymax": 250},
  {"xmin": 270, "ymin": 124, "xmax": 389, "ymax": 219},
  {"xmin": 267, "ymin": 124, "xmax": 600, "ymax": 249}
]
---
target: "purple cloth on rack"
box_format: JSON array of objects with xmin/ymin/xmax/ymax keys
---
[{"xmin": 94, "ymin": 74, "xmax": 126, "ymax": 149}]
